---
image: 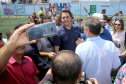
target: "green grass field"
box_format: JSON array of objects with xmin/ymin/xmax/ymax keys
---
[
  {"xmin": 0, "ymin": 17, "xmax": 29, "ymax": 38},
  {"xmin": 0, "ymin": 15, "xmax": 126, "ymax": 38}
]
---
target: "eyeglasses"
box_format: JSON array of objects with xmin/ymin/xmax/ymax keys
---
[
  {"xmin": 114, "ymin": 24, "xmax": 121, "ymax": 26},
  {"xmin": 72, "ymin": 17, "xmax": 74, "ymax": 19}
]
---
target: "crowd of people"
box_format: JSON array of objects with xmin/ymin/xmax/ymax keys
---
[{"xmin": 0, "ymin": 7, "xmax": 125, "ymax": 84}]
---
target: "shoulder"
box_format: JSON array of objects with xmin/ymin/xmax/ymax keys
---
[
  {"xmin": 103, "ymin": 28, "xmax": 112, "ymax": 37},
  {"xmin": 104, "ymin": 40, "xmax": 116, "ymax": 50},
  {"xmin": 72, "ymin": 24, "xmax": 81, "ymax": 28},
  {"xmin": 76, "ymin": 42, "xmax": 89, "ymax": 51},
  {"xmin": 38, "ymin": 74, "xmax": 53, "ymax": 84},
  {"xmin": 57, "ymin": 25, "xmax": 64, "ymax": 33},
  {"xmin": 82, "ymin": 33, "xmax": 86, "ymax": 37},
  {"xmin": 104, "ymin": 28, "xmax": 110, "ymax": 34}
]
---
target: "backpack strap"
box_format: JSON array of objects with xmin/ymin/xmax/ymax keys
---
[{"xmin": 47, "ymin": 37, "xmax": 54, "ymax": 47}]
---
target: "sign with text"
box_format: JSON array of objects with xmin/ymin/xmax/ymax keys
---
[{"xmin": 90, "ymin": 5, "xmax": 96, "ymax": 15}]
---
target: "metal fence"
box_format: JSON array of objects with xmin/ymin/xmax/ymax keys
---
[
  {"xmin": 0, "ymin": 1, "xmax": 126, "ymax": 17},
  {"xmin": 0, "ymin": 1, "xmax": 126, "ymax": 38}
]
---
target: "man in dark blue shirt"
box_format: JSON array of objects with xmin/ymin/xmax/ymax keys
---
[
  {"xmin": 53, "ymin": 9, "xmax": 81, "ymax": 53},
  {"xmin": 82, "ymin": 26, "xmax": 113, "ymax": 42}
]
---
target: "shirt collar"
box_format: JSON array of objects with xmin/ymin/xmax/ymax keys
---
[
  {"xmin": 62, "ymin": 24, "xmax": 73, "ymax": 31},
  {"xmin": 9, "ymin": 56, "xmax": 26, "ymax": 64},
  {"xmin": 87, "ymin": 36, "xmax": 101, "ymax": 41}
]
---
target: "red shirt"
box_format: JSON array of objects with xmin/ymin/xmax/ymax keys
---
[{"xmin": 0, "ymin": 56, "xmax": 39, "ymax": 84}]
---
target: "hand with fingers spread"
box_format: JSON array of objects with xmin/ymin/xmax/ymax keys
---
[
  {"xmin": 0, "ymin": 23, "xmax": 36, "ymax": 75},
  {"xmin": 76, "ymin": 38, "xmax": 84, "ymax": 46},
  {"xmin": 8, "ymin": 23, "xmax": 36, "ymax": 48}
]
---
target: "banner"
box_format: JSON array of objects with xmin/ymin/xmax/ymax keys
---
[{"xmin": 90, "ymin": 5, "xmax": 96, "ymax": 15}]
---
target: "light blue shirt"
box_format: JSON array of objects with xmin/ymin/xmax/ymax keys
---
[{"xmin": 76, "ymin": 36, "xmax": 120, "ymax": 84}]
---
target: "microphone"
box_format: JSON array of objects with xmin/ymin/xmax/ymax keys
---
[{"xmin": 21, "ymin": 61, "xmax": 25, "ymax": 65}]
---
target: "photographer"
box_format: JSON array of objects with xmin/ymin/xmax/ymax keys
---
[{"xmin": 39, "ymin": 50, "xmax": 98, "ymax": 84}]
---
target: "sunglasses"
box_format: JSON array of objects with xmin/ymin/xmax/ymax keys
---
[
  {"xmin": 114, "ymin": 24, "xmax": 121, "ymax": 26},
  {"xmin": 72, "ymin": 17, "xmax": 74, "ymax": 19}
]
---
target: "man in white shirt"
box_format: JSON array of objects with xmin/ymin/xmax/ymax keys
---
[{"xmin": 75, "ymin": 16, "xmax": 120, "ymax": 84}]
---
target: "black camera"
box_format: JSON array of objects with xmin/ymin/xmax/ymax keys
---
[{"xmin": 79, "ymin": 72, "xmax": 95, "ymax": 84}]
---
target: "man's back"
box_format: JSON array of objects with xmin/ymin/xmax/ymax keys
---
[{"xmin": 76, "ymin": 36, "xmax": 120, "ymax": 84}]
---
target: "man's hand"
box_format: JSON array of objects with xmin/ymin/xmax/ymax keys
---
[
  {"xmin": 8, "ymin": 23, "xmax": 36, "ymax": 48},
  {"xmin": 0, "ymin": 23, "xmax": 36, "ymax": 75},
  {"xmin": 88, "ymin": 78, "xmax": 98, "ymax": 84},
  {"xmin": 76, "ymin": 38, "xmax": 84, "ymax": 45},
  {"xmin": 121, "ymin": 50, "xmax": 126, "ymax": 57},
  {"xmin": 47, "ymin": 52, "xmax": 55, "ymax": 59}
]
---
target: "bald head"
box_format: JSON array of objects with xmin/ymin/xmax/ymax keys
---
[{"xmin": 52, "ymin": 50, "xmax": 82, "ymax": 84}]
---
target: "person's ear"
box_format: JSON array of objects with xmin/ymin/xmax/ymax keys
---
[
  {"xmin": 87, "ymin": 28, "xmax": 90, "ymax": 35},
  {"xmin": 78, "ymin": 69, "xmax": 82, "ymax": 80}
]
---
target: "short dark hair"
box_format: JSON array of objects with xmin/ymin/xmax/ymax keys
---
[
  {"xmin": 103, "ymin": 15, "xmax": 108, "ymax": 21},
  {"xmin": 40, "ymin": 7, "xmax": 43, "ymax": 9},
  {"xmin": 102, "ymin": 9, "xmax": 106, "ymax": 12},
  {"xmin": 14, "ymin": 23, "xmax": 24, "ymax": 30},
  {"xmin": 85, "ymin": 16, "xmax": 101, "ymax": 35},
  {"xmin": 60, "ymin": 9, "xmax": 72, "ymax": 20},
  {"xmin": 51, "ymin": 50, "xmax": 82, "ymax": 84},
  {"xmin": 40, "ymin": 15, "xmax": 51, "ymax": 23}
]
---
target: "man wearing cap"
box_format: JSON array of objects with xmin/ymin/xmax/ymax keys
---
[
  {"xmin": 77, "ymin": 18, "xmax": 84, "ymax": 33},
  {"xmin": 82, "ymin": 13, "xmax": 113, "ymax": 42}
]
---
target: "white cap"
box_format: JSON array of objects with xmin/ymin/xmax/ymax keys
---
[{"xmin": 93, "ymin": 13, "xmax": 105, "ymax": 22}]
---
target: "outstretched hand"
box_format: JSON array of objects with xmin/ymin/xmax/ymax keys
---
[
  {"xmin": 76, "ymin": 38, "xmax": 84, "ymax": 45},
  {"xmin": 8, "ymin": 23, "xmax": 36, "ymax": 48},
  {"xmin": 88, "ymin": 78, "xmax": 99, "ymax": 84}
]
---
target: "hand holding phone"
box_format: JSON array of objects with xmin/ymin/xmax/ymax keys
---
[{"xmin": 26, "ymin": 22, "xmax": 57, "ymax": 41}]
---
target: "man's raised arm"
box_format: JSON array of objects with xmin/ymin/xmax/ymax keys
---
[{"xmin": 0, "ymin": 23, "xmax": 36, "ymax": 75}]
